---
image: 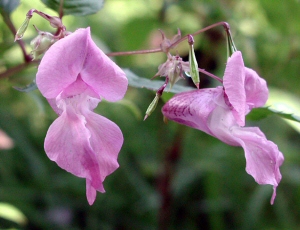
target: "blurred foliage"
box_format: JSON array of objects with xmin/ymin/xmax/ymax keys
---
[
  {"xmin": 0, "ymin": 0, "xmax": 300, "ymax": 229},
  {"xmin": 41, "ymin": 0, "xmax": 104, "ymax": 16}
]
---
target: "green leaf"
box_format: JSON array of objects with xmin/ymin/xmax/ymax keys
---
[
  {"xmin": 247, "ymin": 87, "xmax": 300, "ymax": 133},
  {"xmin": 124, "ymin": 69, "xmax": 195, "ymax": 94},
  {"xmin": 41, "ymin": 0, "xmax": 104, "ymax": 16},
  {"xmin": 0, "ymin": 202, "xmax": 27, "ymax": 225},
  {"xmin": 0, "ymin": 0, "xmax": 20, "ymax": 14},
  {"xmin": 13, "ymin": 81, "xmax": 38, "ymax": 92},
  {"xmin": 247, "ymin": 107, "xmax": 300, "ymax": 123}
]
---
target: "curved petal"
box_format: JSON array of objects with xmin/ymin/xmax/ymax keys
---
[
  {"xmin": 223, "ymin": 51, "xmax": 246, "ymax": 126},
  {"xmin": 44, "ymin": 100, "xmax": 104, "ymax": 203},
  {"xmin": 84, "ymin": 111, "xmax": 122, "ymax": 178},
  {"xmin": 80, "ymin": 32, "xmax": 128, "ymax": 102},
  {"xmin": 86, "ymin": 179, "xmax": 103, "ymax": 205},
  {"xmin": 203, "ymin": 100, "xmax": 283, "ymax": 204},
  {"xmin": 162, "ymin": 88, "xmax": 222, "ymax": 135},
  {"xmin": 231, "ymin": 126, "xmax": 284, "ymax": 204},
  {"xmin": 244, "ymin": 67, "xmax": 269, "ymax": 111},
  {"xmin": 36, "ymin": 28, "xmax": 89, "ymax": 98}
]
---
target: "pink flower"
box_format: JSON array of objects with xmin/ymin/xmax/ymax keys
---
[
  {"xmin": 162, "ymin": 51, "xmax": 283, "ymax": 204},
  {"xmin": 36, "ymin": 28, "xmax": 128, "ymax": 205}
]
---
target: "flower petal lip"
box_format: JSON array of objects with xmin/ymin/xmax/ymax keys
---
[
  {"xmin": 44, "ymin": 93, "xmax": 123, "ymax": 205},
  {"xmin": 36, "ymin": 27, "xmax": 128, "ymax": 101}
]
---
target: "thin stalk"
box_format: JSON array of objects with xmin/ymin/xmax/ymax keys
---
[
  {"xmin": 0, "ymin": 60, "xmax": 40, "ymax": 79},
  {"xmin": 158, "ymin": 125, "xmax": 185, "ymax": 230},
  {"xmin": 59, "ymin": 0, "xmax": 64, "ymax": 19},
  {"xmin": 0, "ymin": 11, "xmax": 32, "ymax": 62},
  {"xmin": 198, "ymin": 68, "xmax": 223, "ymax": 83},
  {"xmin": 107, "ymin": 21, "xmax": 231, "ymax": 57},
  {"xmin": 107, "ymin": 48, "xmax": 162, "ymax": 57}
]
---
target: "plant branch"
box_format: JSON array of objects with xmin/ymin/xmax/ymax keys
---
[
  {"xmin": 0, "ymin": 60, "xmax": 40, "ymax": 79},
  {"xmin": 0, "ymin": 10, "xmax": 32, "ymax": 62},
  {"xmin": 107, "ymin": 21, "xmax": 231, "ymax": 57},
  {"xmin": 59, "ymin": 0, "xmax": 64, "ymax": 19},
  {"xmin": 169, "ymin": 21, "xmax": 230, "ymax": 50},
  {"xmin": 158, "ymin": 125, "xmax": 185, "ymax": 230},
  {"xmin": 107, "ymin": 48, "xmax": 162, "ymax": 57}
]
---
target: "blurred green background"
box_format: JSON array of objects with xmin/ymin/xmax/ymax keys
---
[{"xmin": 1, "ymin": 0, "xmax": 300, "ymax": 229}]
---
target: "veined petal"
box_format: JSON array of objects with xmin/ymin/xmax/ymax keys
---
[
  {"xmin": 223, "ymin": 51, "xmax": 246, "ymax": 126},
  {"xmin": 80, "ymin": 30, "xmax": 128, "ymax": 102},
  {"xmin": 84, "ymin": 111, "xmax": 122, "ymax": 177},
  {"xmin": 231, "ymin": 126, "xmax": 284, "ymax": 204},
  {"xmin": 244, "ymin": 67, "xmax": 269, "ymax": 111},
  {"xmin": 162, "ymin": 88, "xmax": 222, "ymax": 135},
  {"xmin": 208, "ymin": 104, "xmax": 283, "ymax": 204},
  {"xmin": 36, "ymin": 28, "xmax": 89, "ymax": 98},
  {"xmin": 44, "ymin": 99, "xmax": 104, "ymax": 202}
]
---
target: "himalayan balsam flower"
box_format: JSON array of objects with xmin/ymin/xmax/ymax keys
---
[
  {"xmin": 162, "ymin": 51, "xmax": 284, "ymax": 204},
  {"xmin": 36, "ymin": 28, "xmax": 128, "ymax": 205}
]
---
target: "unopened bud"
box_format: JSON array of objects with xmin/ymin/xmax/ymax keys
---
[
  {"xmin": 30, "ymin": 31, "xmax": 55, "ymax": 59},
  {"xmin": 144, "ymin": 94, "xmax": 161, "ymax": 120},
  {"xmin": 48, "ymin": 16, "xmax": 63, "ymax": 29},
  {"xmin": 15, "ymin": 17, "xmax": 30, "ymax": 41},
  {"xmin": 168, "ymin": 57, "xmax": 183, "ymax": 89},
  {"xmin": 188, "ymin": 35, "xmax": 200, "ymax": 89}
]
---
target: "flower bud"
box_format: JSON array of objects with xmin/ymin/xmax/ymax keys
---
[
  {"xmin": 188, "ymin": 34, "xmax": 200, "ymax": 89},
  {"xmin": 14, "ymin": 17, "xmax": 30, "ymax": 41},
  {"xmin": 144, "ymin": 93, "xmax": 161, "ymax": 120},
  {"xmin": 30, "ymin": 32, "xmax": 56, "ymax": 59}
]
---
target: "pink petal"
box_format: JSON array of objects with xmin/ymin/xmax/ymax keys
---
[
  {"xmin": 80, "ymin": 31, "xmax": 128, "ymax": 102},
  {"xmin": 83, "ymin": 110, "xmax": 122, "ymax": 180},
  {"xmin": 44, "ymin": 99, "xmax": 104, "ymax": 204},
  {"xmin": 86, "ymin": 179, "xmax": 101, "ymax": 205},
  {"xmin": 36, "ymin": 28, "xmax": 89, "ymax": 98},
  {"xmin": 244, "ymin": 67, "xmax": 269, "ymax": 111},
  {"xmin": 223, "ymin": 51, "xmax": 246, "ymax": 126},
  {"xmin": 231, "ymin": 126, "xmax": 284, "ymax": 204},
  {"xmin": 164, "ymin": 88, "xmax": 283, "ymax": 204},
  {"xmin": 207, "ymin": 104, "xmax": 283, "ymax": 204},
  {"xmin": 36, "ymin": 27, "xmax": 128, "ymax": 101},
  {"xmin": 162, "ymin": 88, "xmax": 222, "ymax": 135}
]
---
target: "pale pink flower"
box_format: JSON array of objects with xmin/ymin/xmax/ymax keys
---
[
  {"xmin": 36, "ymin": 28, "xmax": 128, "ymax": 205},
  {"xmin": 162, "ymin": 51, "xmax": 283, "ymax": 204}
]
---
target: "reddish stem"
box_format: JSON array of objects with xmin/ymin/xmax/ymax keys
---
[
  {"xmin": 0, "ymin": 60, "xmax": 40, "ymax": 79},
  {"xmin": 0, "ymin": 11, "xmax": 32, "ymax": 62},
  {"xmin": 158, "ymin": 126, "xmax": 185, "ymax": 230}
]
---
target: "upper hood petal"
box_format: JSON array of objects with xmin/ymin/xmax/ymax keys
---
[
  {"xmin": 80, "ymin": 30, "xmax": 128, "ymax": 102},
  {"xmin": 223, "ymin": 51, "xmax": 246, "ymax": 126},
  {"xmin": 244, "ymin": 67, "xmax": 269, "ymax": 111},
  {"xmin": 36, "ymin": 28, "xmax": 89, "ymax": 99}
]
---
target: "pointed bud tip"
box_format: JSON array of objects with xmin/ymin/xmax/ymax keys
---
[
  {"xmin": 188, "ymin": 34, "xmax": 194, "ymax": 45},
  {"xmin": 143, "ymin": 114, "xmax": 148, "ymax": 121},
  {"xmin": 195, "ymin": 82, "xmax": 200, "ymax": 89},
  {"xmin": 14, "ymin": 34, "xmax": 22, "ymax": 42}
]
